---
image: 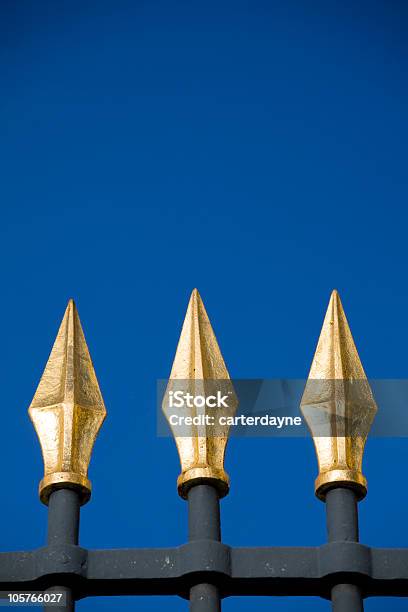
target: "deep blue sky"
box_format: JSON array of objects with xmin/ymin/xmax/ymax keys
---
[{"xmin": 1, "ymin": 1, "xmax": 408, "ymax": 610}]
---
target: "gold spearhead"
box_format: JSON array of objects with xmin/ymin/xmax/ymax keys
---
[
  {"xmin": 301, "ymin": 290, "xmax": 377, "ymax": 500},
  {"xmin": 29, "ymin": 299, "xmax": 106, "ymax": 505},
  {"xmin": 162, "ymin": 289, "xmax": 237, "ymax": 499}
]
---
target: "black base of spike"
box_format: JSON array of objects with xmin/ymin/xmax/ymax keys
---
[
  {"xmin": 188, "ymin": 485, "xmax": 221, "ymax": 611},
  {"xmin": 325, "ymin": 487, "xmax": 364, "ymax": 611}
]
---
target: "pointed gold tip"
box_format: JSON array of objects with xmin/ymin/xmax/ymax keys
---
[
  {"xmin": 168, "ymin": 289, "xmax": 232, "ymax": 381},
  {"xmin": 301, "ymin": 291, "xmax": 377, "ymax": 501},
  {"xmin": 29, "ymin": 301, "xmax": 106, "ymax": 505},
  {"xmin": 163, "ymin": 290, "xmax": 237, "ymax": 499},
  {"xmin": 305, "ymin": 290, "xmax": 368, "ymax": 381},
  {"xmin": 66, "ymin": 298, "xmax": 75, "ymax": 313}
]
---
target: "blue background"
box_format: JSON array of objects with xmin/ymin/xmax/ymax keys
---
[{"xmin": 1, "ymin": 1, "xmax": 407, "ymax": 609}]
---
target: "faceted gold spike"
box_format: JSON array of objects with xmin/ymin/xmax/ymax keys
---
[
  {"xmin": 29, "ymin": 300, "xmax": 106, "ymax": 505},
  {"xmin": 162, "ymin": 289, "xmax": 237, "ymax": 498},
  {"xmin": 301, "ymin": 290, "xmax": 377, "ymax": 500}
]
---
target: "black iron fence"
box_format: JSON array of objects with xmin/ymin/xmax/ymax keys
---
[{"xmin": 1, "ymin": 290, "xmax": 406, "ymax": 611}]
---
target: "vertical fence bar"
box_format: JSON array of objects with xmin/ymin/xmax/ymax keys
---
[
  {"xmin": 44, "ymin": 489, "xmax": 80, "ymax": 612},
  {"xmin": 28, "ymin": 300, "xmax": 106, "ymax": 611},
  {"xmin": 326, "ymin": 487, "xmax": 363, "ymax": 612},
  {"xmin": 188, "ymin": 484, "xmax": 221, "ymax": 612},
  {"xmin": 301, "ymin": 291, "xmax": 376, "ymax": 610},
  {"xmin": 163, "ymin": 290, "xmax": 235, "ymax": 610}
]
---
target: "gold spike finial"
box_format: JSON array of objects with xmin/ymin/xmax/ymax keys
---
[
  {"xmin": 162, "ymin": 289, "xmax": 237, "ymax": 499},
  {"xmin": 29, "ymin": 300, "xmax": 106, "ymax": 505},
  {"xmin": 301, "ymin": 290, "xmax": 377, "ymax": 500}
]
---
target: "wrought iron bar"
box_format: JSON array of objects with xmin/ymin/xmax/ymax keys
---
[
  {"xmin": 2, "ymin": 541, "xmax": 408, "ymax": 598},
  {"xmin": 45, "ymin": 489, "xmax": 80, "ymax": 611},
  {"xmin": 326, "ymin": 487, "xmax": 363, "ymax": 611},
  {"xmin": 188, "ymin": 484, "xmax": 221, "ymax": 611}
]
